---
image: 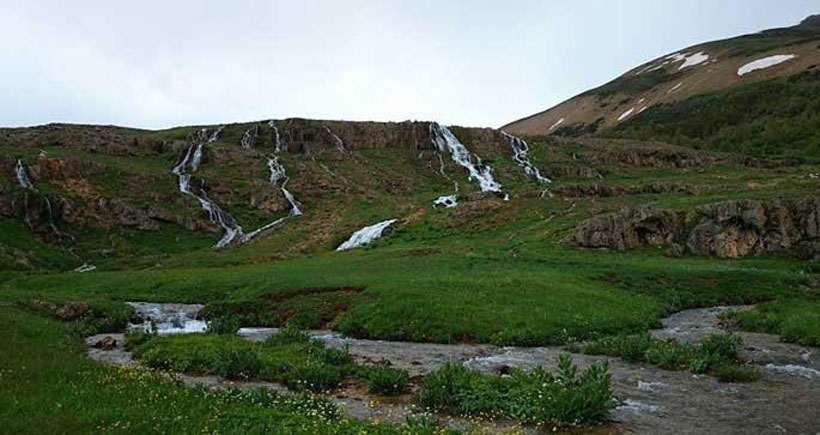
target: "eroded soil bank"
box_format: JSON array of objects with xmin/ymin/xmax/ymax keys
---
[{"xmin": 87, "ymin": 303, "xmax": 820, "ymax": 434}]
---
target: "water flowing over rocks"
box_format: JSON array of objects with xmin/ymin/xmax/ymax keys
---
[
  {"xmin": 501, "ymin": 131, "xmax": 551, "ymax": 184},
  {"xmin": 171, "ymin": 125, "xmax": 303, "ymax": 248},
  {"xmin": 87, "ymin": 303, "xmax": 820, "ymax": 434},
  {"xmin": 15, "ymin": 159, "xmax": 33, "ymax": 188},
  {"xmin": 336, "ymin": 219, "xmax": 398, "ymax": 251},
  {"xmin": 569, "ymin": 197, "xmax": 820, "ymax": 258}
]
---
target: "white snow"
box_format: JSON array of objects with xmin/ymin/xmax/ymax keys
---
[
  {"xmin": 548, "ymin": 118, "xmax": 565, "ymax": 132},
  {"xmin": 618, "ymin": 107, "xmax": 635, "ymax": 122},
  {"xmin": 501, "ymin": 131, "xmax": 551, "ymax": 184},
  {"xmin": 738, "ymin": 54, "xmax": 797, "ymax": 76},
  {"xmin": 765, "ymin": 364, "xmax": 820, "ymax": 380},
  {"xmin": 678, "ymin": 51, "xmax": 709, "ymax": 70},
  {"xmin": 337, "ymin": 219, "xmax": 398, "ymax": 251},
  {"xmin": 668, "ymin": 82, "xmax": 684, "ymax": 94}
]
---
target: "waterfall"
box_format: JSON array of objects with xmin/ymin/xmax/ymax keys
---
[
  {"xmin": 171, "ymin": 126, "xmax": 248, "ymax": 248},
  {"xmin": 336, "ymin": 219, "xmax": 398, "ymax": 251},
  {"xmin": 268, "ymin": 121, "xmax": 283, "ymax": 152},
  {"xmin": 240, "ymin": 125, "xmax": 258, "ymax": 149},
  {"xmin": 428, "ymin": 122, "xmax": 503, "ymax": 207},
  {"xmin": 430, "ymin": 122, "xmax": 502, "ymax": 193},
  {"xmin": 324, "ymin": 126, "xmax": 347, "ymax": 152},
  {"xmin": 433, "ymin": 194, "xmax": 459, "ymax": 208},
  {"xmin": 15, "ymin": 159, "xmax": 33, "ymax": 189},
  {"xmin": 501, "ymin": 131, "xmax": 552, "ymax": 184}
]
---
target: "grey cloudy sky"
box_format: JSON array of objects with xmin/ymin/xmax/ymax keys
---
[{"xmin": 2, "ymin": 1, "xmax": 817, "ymax": 129}]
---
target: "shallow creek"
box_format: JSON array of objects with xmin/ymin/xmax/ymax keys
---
[{"xmin": 86, "ymin": 303, "xmax": 820, "ymax": 434}]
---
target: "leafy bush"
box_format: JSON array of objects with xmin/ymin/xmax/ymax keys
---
[
  {"xmin": 418, "ymin": 354, "xmax": 615, "ymax": 427},
  {"xmin": 362, "ymin": 364, "xmax": 410, "ymax": 396},
  {"xmin": 691, "ymin": 333, "xmax": 740, "ymax": 373},
  {"xmin": 714, "ymin": 364, "xmax": 762, "ymax": 383},
  {"xmin": 207, "ymin": 315, "xmax": 241, "ymax": 335},
  {"xmin": 265, "ymin": 325, "xmax": 311, "ymax": 346},
  {"xmin": 581, "ymin": 333, "xmax": 650, "ymax": 362},
  {"xmin": 289, "ymin": 364, "xmax": 344, "ymax": 392},
  {"xmin": 213, "ymin": 347, "xmax": 261, "ymax": 380},
  {"xmin": 124, "ymin": 329, "xmax": 155, "ymax": 351},
  {"xmin": 644, "ymin": 339, "xmax": 694, "ymax": 370}
]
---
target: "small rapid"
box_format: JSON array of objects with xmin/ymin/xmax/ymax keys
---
[
  {"xmin": 336, "ymin": 219, "xmax": 398, "ymax": 251},
  {"xmin": 501, "ymin": 131, "xmax": 551, "ymax": 184},
  {"xmin": 15, "ymin": 159, "xmax": 33, "ymax": 189},
  {"xmin": 171, "ymin": 124, "xmax": 304, "ymax": 248}
]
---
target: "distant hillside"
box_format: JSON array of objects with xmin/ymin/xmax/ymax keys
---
[{"xmin": 503, "ymin": 15, "xmax": 820, "ymax": 159}]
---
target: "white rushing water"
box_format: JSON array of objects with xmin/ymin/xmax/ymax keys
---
[
  {"xmin": 72, "ymin": 263, "xmax": 97, "ymax": 273},
  {"xmin": 268, "ymin": 120, "xmax": 283, "ymax": 152},
  {"xmin": 240, "ymin": 125, "xmax": 258, "ymax": 149},
  {"xmin": 127, "ymin": 302, "xmax": 208, "ymax": 335},
  {"xmin": 433, "ymin": 194, "xmax": 459, "ymax": 208},
  {"xmin": 15, "ymin": 159, "xmax": 33, "ymax": 189},
  {"xmin": 336, "ymin": 219, "xmax": 398, "ymax": 251},
  {"xmin": 172, "ymin": 126, "xmax": 248, "ymax": 248},
  {"xmin": 430, "ymin": 122, "xmax": 502, "ymax": 193},
  {"xmin": 171, "ymin": 124, "xmax": 304, "ymax": 248},
  {"xmin": 501, "ymin": 131, "xmax": 551, "ymax": 184},
  {"xmin": 325, "ymin": 126, "xmax": 347, "ymax": 152}
]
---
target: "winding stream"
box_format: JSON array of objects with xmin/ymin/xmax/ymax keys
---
[{"xmin": 87, "ymin": 304, "xmax": 820, "ymax": 433}]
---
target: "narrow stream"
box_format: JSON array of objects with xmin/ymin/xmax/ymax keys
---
[{"xmin": 87, "ymin": 303, "xmax": 820, "ymax": 433}]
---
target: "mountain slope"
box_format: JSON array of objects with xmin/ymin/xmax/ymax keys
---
[{"xmin": 503, "ymin": 15, "xmax": 820, "ymax": 146}]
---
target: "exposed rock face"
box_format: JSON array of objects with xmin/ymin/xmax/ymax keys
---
[
  {"xmin": 553, "ymin": 182, "xmax": 696, "ymax": 198},
  {"xmin": 569, "ymin": 198, "xmax": 820, "ymax": 258}
]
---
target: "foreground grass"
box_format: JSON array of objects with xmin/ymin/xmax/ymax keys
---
[
  {"xmin": 727, "ymin": 299, "xmax": 820, "ymax": 347},
  {"xmin": 0, "ymin": 307, "xmax": 450, "ymax": 434}
]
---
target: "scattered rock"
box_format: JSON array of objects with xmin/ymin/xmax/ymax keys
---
[{"xmin": 94, "ymin": 335, "xmax": 118, "ymax": 350}]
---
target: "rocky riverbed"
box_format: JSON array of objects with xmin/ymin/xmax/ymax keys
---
[{"xmin": 86, "ymin": 303, "xmax": 820, "ymax": 434}]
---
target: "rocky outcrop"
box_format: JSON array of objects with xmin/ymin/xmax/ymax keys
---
[
  {"xmin": 569, "ymin": 198, "xmax": 820, "ymax": 258},
  {"xmin": 553, "ymin": 182, "xmax": 696, "ymax": 198}
]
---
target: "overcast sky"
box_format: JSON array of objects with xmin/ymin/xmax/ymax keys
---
[{"xmin": 1, "ymin": 1, "xmax": 817, "ymax": 129}]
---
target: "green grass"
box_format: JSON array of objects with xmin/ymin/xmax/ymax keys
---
[
  {"xmin": 132, "ymin": 332, "xmax": 357, "ymax": 392},
  {"xmin": 0, "ymin": 306, "xmax": 432, "ymax": 434},
  {"xmin": 727, "ymin": 299, "xmax": 820, "ymax": 346},
  {"xmin": 418, "ymin": 354, "xmax": 615, "ymax": 427}
]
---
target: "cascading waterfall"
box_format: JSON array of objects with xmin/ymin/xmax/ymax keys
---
[
  {"xmin": 336, "ymin": 219, "xmax": 398, "ymax": 251},
  {"xmin": 240, "ymin": 125, "xmax": 258, "ymax": 149},
  {"xmin": 429, "ymin": 122, "xmax": 503, "ymax": 207},
  {"xmin": 172, "ymin": 124, "xmax": 304, "ymax": 248},
  {"xmin": 172, "ymin": 126, "xmax": 248, "ymax": 248},
  {"xmin": 268, "ymin": 120, "xmax": 282, "ymax": 152},
  {"xmin": 501, "ymin": 131, "xmax": 552, "ymax": 184},
  {"xmin": 324, "ymin": 126, "xmax": 347, "ymax": 152},
  {"xmin": 15, "ymin": 159, "xmax": 33, "ymax": 189}
]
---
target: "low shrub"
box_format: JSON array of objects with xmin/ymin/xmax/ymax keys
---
[
  {"xmin": 714, "ymin": 364, "xmax": 762, "ymax": 383},
  {"xmin": 582, "ymin": 333, "xmax": 650, "ymax": 362},
  {"xmin": 124, "ymin": 329, "xmax": 155, "ymax": 351},
  {"xmin": 289, "ymin": 364, "xmax": 345, "ymax": 392},
  {"xmin": 418, "ymin": 354, "xmax": 615, "ymax": 427},
  {"xmin": 213, "ymin": 347, "xmax": 261, "ymax": 380},
  {"xmin": 362, "ymin": 364, "xmax": 410, "ymax": 396},
  {"xmin": 266, "ymin": 325, "xmax": 311, "ymax": 346},
  {"xmin": 207, "ymin": 315, "xmax": 241, "ymax": 335},
  {"xmin": 645, "ymin": 339, "xmax": 694, "ymax": 370}
]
